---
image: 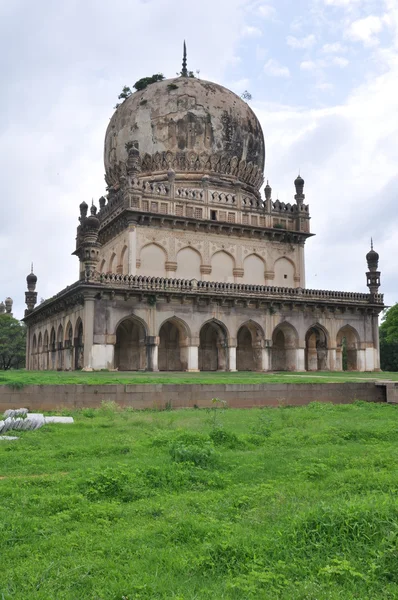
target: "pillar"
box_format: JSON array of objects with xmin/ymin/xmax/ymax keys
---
[
  {"xmin": 186, "ymin": 346, "xmax": 199, "ymax": 372},
  {"xmin": 297, "ymin": 348, "xmax": 305, "ymax": 371},
  {"xmin": 83, "ymin": 293, "xmax": 95, "ymax": 368},
  {"xmin": 329, "ymin": 348, "xmax": 337, "ymax": 371},
  {"xmin": 260, "ymin": 347, "xmax": 270, "ymax": 371},
  {"xmin": 228, "ymin": 346, "xmax": 237, "ymax": 372},
  {"xmin": 147, "ymin": 336, "xmax": 159, "ymax": 372}
]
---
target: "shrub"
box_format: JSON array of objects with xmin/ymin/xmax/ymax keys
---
[{"xmin": 170, "ymin": 441, "xmax": 216, "ymax": 468}]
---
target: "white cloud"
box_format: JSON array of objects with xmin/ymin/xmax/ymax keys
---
[
  {"xmin": 331, "ymin": 56, "xmax": 349, "ymax": 67},
  {"xmin": 316, "ymin": 82, "xmax": 334, "ymax": 90},
  {"xmin": 300, "ymin": 60, "xmax": 317, "ymax": 71},
  {"xmin": 347, "ymin": 14, "xmax": 388, "ymax": 46},
  {"xmin": 242, "ymin": 25, "xmax": 262, "ymax": 37},
  {"xmin": 264, "ymin": 58, "xmax": 290, "ymax": 77},
  {"xmin": 287, "ymin": 34, "xmax": 316, "ymax": 49},
  {"xmin": 322, "ymin": 42, "xmax": 347, "ymax": 53},
  {"xmin": 254, "ymin": 54, "xmax": 398, "ymax": 304},
  {"xmin": 324, "ymin": 0, "xmax": 362, "ymax": 6},
  {"xmin": 258, "ymin": 4, "xmax": 276, "ymax": 19}
]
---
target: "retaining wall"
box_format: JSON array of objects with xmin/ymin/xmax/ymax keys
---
[{"xmin": 0, "ymin": 382, "xmax": 386, "ymax": 412}]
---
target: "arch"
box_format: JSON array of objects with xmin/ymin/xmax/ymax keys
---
[
  {"xmin": 271, "ymin": 322, "xmax": 299, "ymax": 371},
  {"xmin": 305, "ymin": 324, "xmax": 329, "ymax": 371},
  {"xmin": 158, "ymin": 317, "xmax": 191, "ymax": 371},
  {"xmin": 210, "ymin": 250, "xmax": 235, "ymax": 283},
  {"xmin": 64, "ymin": 321, "xmax": 74, "ymax": 371},
  {"xmin": 176, "ymin": 246, "xmax": 201, "ymax": 280},
  {"xmin": 120, "ymin": 245, "xmax": 129, "ymax": 275},
  {"xmin": 109, "ymin": 252, "xmax": 116, "ymax": 273},
  {"xmin": 99, "ymin": 258, "xmax": 106, "ymax": 274},
  {"xmin": 236, "ymin": 320, "xmax": 265, "ymax": 371},
  {"xmin": 37, "ymin": 332, "xmax": 43, "ymax": 371},
  {"xmin": 74, "ymin": 319, "xmax": 84, "ymax": 370},
  {"xmin": 274, "ymin": 257, "xmax": 296, "ymax": 287},
  {"xmin": 43, "ymin": 329, "xmax": 49, "ymax": 370},
  {"xmin": 140, "ymin": 243, "xmax": 167, "ymax": 278},
  {"xmin": 336, "ymin": 325, "xmax": 360, "ymax": 371},
  {"xmin": 32, "ymin": 334, "xmax": 38, "ymax": 370},
  {"xmin": 199, "ymin": 319, "xmax": 229, "ymax": 371},
  {"xmin": 243, "ymin": 254, "xmax": 266, "ymax": 285},
  {"xmin": 115, "ymin": 316, "xmax": 148, "ymax": 371},
  {"xmin": 50, "ymin": 326, "xmax": 56, "ymax": 370},
  {"xmin": 57, "ymin": 324, "xmax": 64, "ymax": 370}
]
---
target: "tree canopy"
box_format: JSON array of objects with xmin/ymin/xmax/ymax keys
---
[
  {"xmin": 379, "ymin": 303, "xmax": 398, "ymax": 371},
  {"xmin": 0, "ymin": 314, "xmax": 26, "ymax": 370}
]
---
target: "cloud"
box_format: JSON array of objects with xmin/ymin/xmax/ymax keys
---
[
  {"xmin": 331, "ymin": 56, "xmax": 349, "ymax": 67},
  {"xmin": 322, "ymin": 42, "xmax": 347, "ymax": 53},
  {"xmin": 324, "ymin": 0, "xmax": 362, "ymax": 6},
  {"xmin": 316, "ymin": 82, "xmax": 334, "ymax": 91},
  {"xmin": 300, "ymin": 60, "xmax": 317, "ymax": 71},
  {"xmin": 287, "ymin": 34, "xmax": 316, "ymax": 49},
  {"xmin": 258, "ymin": 4, "xmax": 276, "ymax": 19},
  {"xmin": 253, "ymin": 52, "xmax": 398, "ymax": 305},
  {"xmin": 347, "ymin": 14, "xmax": 389, "ymax": 46},
  {"xmin": 264, "ymin": 58, "xmax": 290, "ymax": 77},
  {"xmin": 242, "ymin": 25, "xmax": 262, "ymax": 37}
]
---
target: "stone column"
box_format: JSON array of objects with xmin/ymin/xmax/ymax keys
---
[
  {"xmin": 83, "ymin": 293, "xmax": 96, "ymax": 369},
  {"xmin": 228, "ymin": 346, "xmax": 237, "ymax": 372},
  {"xmin": 328, "ymin": 348, "xmax": 337, "ymax": 371},
  {"xmin": 128, "ymin": 224, "xmax": 137, "ymax": 275},
  {"xmin": 146, "ymin": 336, "xmax": 159, "ymax": 372},
  {"xmin": 296, "ymin": 348, "xmax": 306, "ymax": 371},
  {"xmin": 185, "ymin": 346, "xmax": 199, "ymax": 372},
  {"xmin": 357, "ymin": 349, "xmax": 366, "ymax": 372}
]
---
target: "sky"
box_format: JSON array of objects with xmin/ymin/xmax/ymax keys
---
[{"xmin": 1, "ymin": 0, "xmax": 397, "ymax": 319}]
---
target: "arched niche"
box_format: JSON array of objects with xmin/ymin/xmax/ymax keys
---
[
  {"xmin": 64, "ymin": 322, "xmax": 73, "ymax": 371},
  {"xmin": 37, "ymin": 332, "xmax": 43, "ymax": 370},
  {"xmin": 140, "ymin": 244, "xmax": 167, "ymax": 278},
  {"xmin": 236, "ymin": 321, "xmax": 265, "ymax": 371},
  {"xmin": 305, "ymin": 325, "xmax": 329, "ymax": 371},
  {"xmin": 120, "ymin": 245, "xmax": 129, "ymax": 275},
  {"xmin": 199, "ymin": 320, "xmax": 228, "ymax": 371},
  {"xmin": 211, "ymin": 251, "xmax": 234, "ymax": 283},
  {"xmin": 43, "ymin": 330, "xmax": 49, "ymax": 370},
  {"xmin": 176, "ymin": 247, "xmax": 201, "ymax": 280},
  {"xmin": 74, "ymin": 320, "xmax": 84, "ymax": 370},
  {"xmin": 336, "ymin": 325, "xmax": 360, "ymax": 371},
  {"xmin": 242, "ymin": 254, "xmax": 265, "ymax": 285},
  {"xmin": 274, "ymin": 257, "xmax": 295, "ymax": 287},
  {"xmin": 114, "ymin": 317, "xmax": 148, "ymax": 371},
  {"xmin": 158, "ymin": 317, "xmax": 190, "ymax": 371},
  {"xmin": 57, "ymin": 324, "xmax": 64, "ymax": 370},
  {"xmin": 109, "ymin": 252, "xmax": 116, "ymax": 273},
  {"xmin": 271, "ymin": 322, "xmax": 299, "ymax": 371},
  {"xmin": 50, "ymin": 327, "xmax": 56, "ymax": 370}
]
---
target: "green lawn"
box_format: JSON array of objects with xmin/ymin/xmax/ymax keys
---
[
  {"xmin": 1, "ymin": 369, "xmax": 397, "ymax": 386},
  {"xmin": 1, "ymin": 402, "xmax": 398, "ymax": 599}
]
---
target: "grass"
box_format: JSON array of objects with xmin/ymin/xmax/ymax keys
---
[
  {"xmin": 1, "ymin": 401, "xmax": 398, "ymax": 599},
  {"xmin": 1, "ymin": 369, "xmax": 397, "ymax": 387}
]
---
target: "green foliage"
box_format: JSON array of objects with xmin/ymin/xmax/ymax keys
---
[
  {"xmin": 380, "ymin": 326, "xmax": 398, "ymax": 371},
  {"xmin": 0, "ymin": 314, "xmax": 26, "ymax": 370},
  {"xmin": 133, "ymin": 73, "xmax": 165, "ymax": 91},
  {"xmin": 380, "ymin": 303, "xmax": 398, "ymax": 343},
  {"xmin": 2, "ymin": 404, "xmax": 398, "ymax": 598}
]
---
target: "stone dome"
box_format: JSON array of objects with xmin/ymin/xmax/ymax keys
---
[{"xmin": 104, "ymin": 76, "xmax": 265, "ymax": 191}]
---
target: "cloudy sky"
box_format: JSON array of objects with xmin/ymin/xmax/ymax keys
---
[{"xmin": 1, "ymin": 0, "xmax": 397, "ymax": 319}]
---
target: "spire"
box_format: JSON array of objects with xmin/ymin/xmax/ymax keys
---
[
  {"xmin": 31, "ymin": 262, "xmax": 33, "ymax": 274},
  {"xmin": 371, "ymin": 237, "xmax": 373, "ymax": 251},
  {"xmin": 181, "ymin": 40, "xmax": 188, "ymax": 77}
]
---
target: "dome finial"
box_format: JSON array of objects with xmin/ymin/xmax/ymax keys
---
[
  {"xmin": 371, "ymin": 237, "xmax": 373, "ymax": 251},
  {"xmin": 31, "ymin": 262, "xmax": 33, "ymax": 274},
  {"xmin": 181, "ymin": 40, "xmax": 188, "ymax": 77}
]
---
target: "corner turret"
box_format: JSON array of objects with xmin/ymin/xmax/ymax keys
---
[{"xmin": 25, "ymin": 265, "xmax": 37, "ymax": 315}]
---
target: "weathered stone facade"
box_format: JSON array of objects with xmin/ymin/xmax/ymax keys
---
[{"xmin": 24, "ymin": 60, "xmax": 384, "ymax": 372}]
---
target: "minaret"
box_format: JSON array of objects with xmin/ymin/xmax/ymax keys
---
[
  {"xmin": 74, "ymin": 203, "xmax": 101, "ymax": 280},
  {"xmin": 264, "ymin": 180, "xmax": 272, "ymax": 212},
  {"xmin": 0, "ymin": 301, "xmax": 5, "ymax": 314},
  {"xmin": 366, "ymin": 239, "xmax": 381, "ymax": 299},
  {"xmin": 25, "ymin": 265, "xmax": 38, "ymax": 315},
  {"xmin": 294, "ymin": 174, "xmax": 305, "ymax": 205}
]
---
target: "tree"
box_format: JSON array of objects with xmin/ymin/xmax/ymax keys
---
[
  {"xmin": 133, "ymin": 73, "xmax": 165, "ymax": 91},
  {"xmin": 379, "ymin": 304, "xmax": 398, "ymax": 371},
  {"xmin": 0, "ymin": 314, "xmax": 26, "ymax": 370}
]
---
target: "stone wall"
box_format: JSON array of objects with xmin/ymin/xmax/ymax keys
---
[{"xmin": 0, "ymin": 382, "xmax": 386, "ymax": 413}]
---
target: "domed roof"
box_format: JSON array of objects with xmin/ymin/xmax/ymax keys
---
[
  {"xmin": 104, "ymin": 76, "xmax": 265, "ymax": 191},
  {"xmin": 27, "ymin": 271, "xmax": 37, "ymax": 285}
]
